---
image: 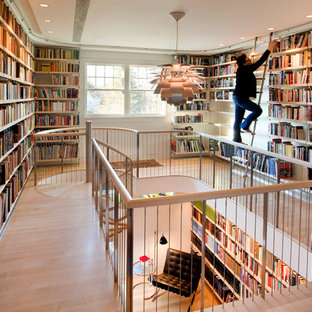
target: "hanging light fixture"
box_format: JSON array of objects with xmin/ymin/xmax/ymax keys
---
[{"xmin": 151, "ymin": 11, "xmax": 203, "ymax": 106}]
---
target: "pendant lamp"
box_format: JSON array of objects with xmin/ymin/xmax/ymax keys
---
[{"xmin": 151, "ymin": 12, "xmax": 203, "ymax": 106}]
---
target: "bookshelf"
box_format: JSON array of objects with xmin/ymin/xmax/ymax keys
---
[
  {"xmin": 170, "ymin": 72, "xmax": 210, "ymax": 157},
  {"xmin": 267, "ymin": 30, "xmax": 312, "ymax": 164},
  {"xmin": 191, "ymin": 201, "xmax": 306, "ymax": 301},
  {"xmin": 0, "ymin": 0, "xmax": 35, "ymax": 235},
  {"xmin": 34, "ymin": 47, "xmax": 80, "ymax": 164},
  {"xmin": 178, "ymin": 53, "xmax": 237, "ymax": 139}
]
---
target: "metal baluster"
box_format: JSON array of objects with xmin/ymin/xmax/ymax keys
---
[
  {"xmin": 261, "ymin": 193, "xmax": 268, "ymax": 299},
  {"xmin": 213, "ymin": 140, "xmax": 216, "ymax": 189},
  {"xmin": 201, "ymin": 200, "xmax": 206, "ymax": 312},
  {"xmin": 136, "ymin": 133, "xmax": 140, "ymax": 178},
  {"xmin": 126, "ymin": 207, "xmax": 133, "ymax": 312},
  {"xmin": 199, "ymin": 135, "xmax": 202, "ymax": 180},
  {"xmin": 98, "ymin": 162, "xmax": 103, "ymax": 227},
  {"xmin": 34, "ymin": 136, "xmax": 37, "ymax": 186},
  {"xmin": 105, "ymin": 169, "xmax": 109, "ymax": 249},
  {"xmin": 114, "ymin": 187, "xmax": 119, "ymax": 283}
]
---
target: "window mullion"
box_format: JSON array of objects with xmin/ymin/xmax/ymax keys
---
[{"xmin": 124, "ymin": 65, "xmax": 130, "ymax": 115}]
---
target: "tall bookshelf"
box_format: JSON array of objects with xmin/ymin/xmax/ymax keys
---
[
  {"xmin": 34, "ymin": 47, "xmax": 80, "ymax": 164},
  {"xmin": 267, "ymin": 30, "xmax": 312, "ymax": 164},
  {"xmin": 170, "ymin": 66, "xmax": 210, "ymax": 157},
  {"xmin": 191, "ymin": 201, "xmax": 306, "ymax": 301},
  {"xmin": 0, "ymin": 0, "xmax": 35, "ymax": 235}
]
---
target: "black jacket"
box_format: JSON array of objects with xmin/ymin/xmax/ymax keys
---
[{"xmin": 233, "ymin": 49, "xmax": 270, "ymax": 98}]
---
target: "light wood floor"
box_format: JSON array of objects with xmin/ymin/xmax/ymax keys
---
[
  {"xmin": 2, "ymin": 155, "xmax": 311, "ymax": 312},
  {"xmin": 0, "ymin": 182, "xmax": 121, "ymax": 312}
]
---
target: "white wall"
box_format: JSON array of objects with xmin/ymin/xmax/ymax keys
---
[{"xmin": 79, "ymin": 49, "xmax": 174, "ymax": 131}]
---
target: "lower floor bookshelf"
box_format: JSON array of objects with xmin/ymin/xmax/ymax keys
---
[
  {"xmin": 0, "ymin": 155, "xmax": 34, "ymax": 237},
  {"xmin": 191, "ymin": 201, "xmax": 306, "ymax": 302}
]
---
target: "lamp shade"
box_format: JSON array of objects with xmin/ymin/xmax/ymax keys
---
[{"xmin": 159, "ymin": 234, "xmax": 168, "ymax": 245}]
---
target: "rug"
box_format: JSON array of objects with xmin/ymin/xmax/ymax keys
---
[{"xmin": 110, "ymin": 159, "xmax": 162, "ymax": 169}]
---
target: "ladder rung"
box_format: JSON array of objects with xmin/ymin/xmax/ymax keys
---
[
  {"xmin": 256, "ymin": 78, "xmax": 265, "ymax": 80},
  {"xmin": 256, "ymin": 91, "xmax": 263, "ymax": 93}
]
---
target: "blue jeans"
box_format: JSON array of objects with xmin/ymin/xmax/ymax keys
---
[{"xmin": 233, "ymin": 95, "xmax": 262, "ymax": 142}]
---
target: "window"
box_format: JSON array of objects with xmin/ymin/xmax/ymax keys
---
[
  {"xmin": 129, "ymin": 65, "xmax": 163, "ymax": 114},
  {"xmin": 86, "ymin": 65, "xmax": 125, "ymax": 114},
  {"xmin": 86, "ymin": 64, "xmax": 165, "ymax": 116}
]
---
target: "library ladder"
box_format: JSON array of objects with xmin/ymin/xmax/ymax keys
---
[{"xmin": 243, "ymin": 33, "xmax": 273, "ymax": 187}]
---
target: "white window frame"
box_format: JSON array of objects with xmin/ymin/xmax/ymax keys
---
[{"xmin": 85, "ymin": 63, "xmax": 165, "ymax": 118}]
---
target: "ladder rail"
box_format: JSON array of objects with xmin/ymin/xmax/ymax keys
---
[
  {"xmin": 242, "ymin": 33, "xmax": 273, "ymax": 188},
  {"xmin": 250, "ymin": 32, "xmax": 273, "ymax": 146}
]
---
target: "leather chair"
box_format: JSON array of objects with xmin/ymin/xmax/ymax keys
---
[{"xmin": 149, "ymin": 248, "xmax": 201, "ymax": 300}]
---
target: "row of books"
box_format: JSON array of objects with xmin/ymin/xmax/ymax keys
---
[
  {"xmin": 0, "ymin": 51, "xmax": 33, "ymax": 83},
  {"xmin": 35, "ymin": 115, "xmax": 80, "ymax": 127},
  {"xmin": 268, "ymin": 139, "xmax": 308, "ymax": 160},
  {"xmin": 207, "ymin": 54, "xmax": 236, "ymax": 66},
  {"xmin": 273, "ymin": 31, "xmax": 311, "ymax": 52},
  {"xmin": 35, "ymin": 48, "xmax": 79, "ymax": 60},
  {"xmin": 269, "ymin": 88, "xmax": 312, "ymax": 103},
  {"xmin": 34, "ymin": 88, "xmax": 78, "ymax": 99},
  {"xmin": 0, "ymin": 101, "xmax": 34, "ymax": 127},
  {"xmin": 171, "ymin": 139, "xmax": 205, "ymax": 153},
  {"xmin": 35, "ymin": 144, "xmax": 78, "ymax": 160},
  {"xmin": 193, "ymin": 92, "xmax": 207, "ymax": 100},
  {"xmin": 208, "ymin": 64, "xmax": 237, "ymax": 77},
  {"xmin": 35, "ymin": 101, "xmax": 78, "ymax": 112},
  {"xmin": 0, "ymin": 26, "xmax": 33, "ymax": 67},
  {"xmin": 0, "ymin": 82, "xmax": 33, "ymax": 100},
  {"xmin": 0, "ymin": 116, "xmax": 34, "ymax": 157},
  {"xmin": 193, "ymin": 203, "xmax": 305, "ymax": 292},
  {"xmin": 37, "ymin": 63, "xmax": 80, "ymax": 73},
  {"xmin": 236, "ymin": 148, "xmax": 293, "ymax": 178},
  {"xmin": 36, "ymin": 134, "xmax": 79, "ymax": 143},
  {"xmin": 51, "ymin": 74, "xmax": 80, "ymax": 86},
  {"xmin": 210, "ymin": 90, "xmax": 232, "ymax": 101},
  {"xmin": 193, "ymin": 204, "xmax": 262, "ymax": 265},
  {"xmin": 268, "ymin": 103, "xmax": 311, "ymax": 121},
  {"xmin": 0, "ymin": 154, "xmax": 33, "ymax": 229},
  {"xmin": 176, "ymin": 102, "xmax": 208, "ymax": 111},
  {"xmin": 191, "ymin": 232, "xmax": 241, "ymax": 296},
  {"xmin": 177, "ymin": 53, "xmax": 236, "ymax": 66},
  {"xmin": 203, "ymin": 258, "xmax": 233, "ymax": 302},
  {"xmin": 0, "ymin": 0, "xmax": 33, "ymax": 51},
  {"xmin": 269, "ymin": 122, "xmax": 306, "ymax": 140},
  {"xmin": 0, "ymin": 136, "xmax": 32, "ymax": 185},
  {"xmin": 269, "ymin": 51, "xmax": 310, "ymax": 70},
  {"xmin": 269, "ymin": 69, "xmax": 310, "ymax": 85},
  {"xmin": 210, "ymin": 78, "xmax": 235, "ymax": 88},
  {"xmin": 214, "ymin": 234, "xmax": 261, "ymax": 294},
  {"xmin": 174, "ymin": 114, "xmax": 203, "ymax": 123},
  {"xmin": 177, "ymin": 55, "xmax": 210, "ymax": 66}
]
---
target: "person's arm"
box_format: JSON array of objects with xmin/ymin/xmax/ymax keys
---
[
  {"xmin": 248, "ymin": 40, "xmax": 278, "ymax": 71},
  {"xmin": 248, "ymin": 50, "xmax": 270, "ymax": 71}
]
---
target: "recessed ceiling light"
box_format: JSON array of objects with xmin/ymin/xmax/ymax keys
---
[
  {"xmin": 47, "ymin": 30, "xmax": 53, "ymax": 34},
  {"xmin": 268, "ymin": 27, "xmax": 274, "ymax": 31},
  {"xmin": 307, "ymin": 15, "xmax": 312, "ymax": 18},
  {"xmin": 219, "ymin": 43, "xmax": 224, "ymax": 46},
  {"xmin": 44, "ymin": 19, "xmax": 51, "ymax": 23},
  {"xmin": 39, "ymin": 4, "xmax": 49, "ymax": 8},
  {"xmin": 240, "ymin": 37, "xmax": 245, "ymax": 40}
]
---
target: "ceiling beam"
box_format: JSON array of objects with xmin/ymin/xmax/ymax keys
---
[{"xmin": 72, "ymin": 0, "xmax": 91, "ymax": 42}]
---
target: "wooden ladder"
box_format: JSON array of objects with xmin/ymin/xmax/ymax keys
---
[
  {"xmin": 242, "ymin": 33, "xmax": 273, "ymax": 187},
  {"xmin": 249, "ymin": 32, "xmax": 273, "ymax": 146}
]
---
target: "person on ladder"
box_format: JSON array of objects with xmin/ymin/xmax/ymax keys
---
[{"xmin": 233, "ymin": 40, "xmax": 278, "ymax": 143}]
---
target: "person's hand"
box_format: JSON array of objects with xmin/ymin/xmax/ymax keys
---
[{"xmin": 268, "ymin": 40, "xmax": 278, "ymax": 52}]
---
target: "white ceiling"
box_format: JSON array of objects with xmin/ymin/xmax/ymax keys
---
[{"xmin": 13, "ymin": 0, "xmax": 312, "ymax": 53}]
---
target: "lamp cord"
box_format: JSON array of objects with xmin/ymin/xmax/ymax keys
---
[{"xmin": 176, "ymin": 20, "xmax": 179, "ymax": 60}]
